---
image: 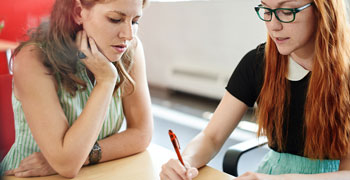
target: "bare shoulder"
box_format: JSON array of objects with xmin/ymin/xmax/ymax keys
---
[
  {"xmin": 13, "ymin": 44, "xmax": 50, "ymax": 75},
  {"xmin": 13, "ymin": 44, "xmax": 57, "ymax": 99}
]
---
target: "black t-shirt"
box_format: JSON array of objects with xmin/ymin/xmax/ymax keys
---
[{"xmin": 226, "ymin": 43, "xmax": 309, "ymax": 156}]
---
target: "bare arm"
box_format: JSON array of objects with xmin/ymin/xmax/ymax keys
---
[
  {"xmin": 160, "ymin": 91, "xmax": 248, "ymax": 180},
  {"xmin": 182, "ymin": 92, "xmax": 248, "ymax": 168},
  {"xmin": 96, "ymin": 38, "xmax": 153, "ymax": 163},
  {"xmin": 13, "ymin": 35, "xmax": 118, "ymax": 178}
]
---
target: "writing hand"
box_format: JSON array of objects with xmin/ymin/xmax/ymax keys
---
[
  {"xmin": 4, "ymin": 152, "xmax": 56, "ymax": 177},
  {"xmin": 160, "ymin": 159, "xmax": 198, "ymax": 180}
]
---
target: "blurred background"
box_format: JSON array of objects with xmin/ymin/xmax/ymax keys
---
[
  {"xmin": 1, "ymin": 0, "xmax": 350, "ymax": 173},
  {"xmin": 138, "ymin": 0, "xmax": 267, "ymax": 171}
]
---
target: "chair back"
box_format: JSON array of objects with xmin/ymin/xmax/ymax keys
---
[
  {"xmin": 0, "ymin": 51, "xmax": 15, "ymax": 161},
  {"xmin": 0, "ymin": 51, "xmax": 9, "ymax": 74},
  {"xmin": 223, "ymin": 138, "xmax": 268, "ymax": 176}
]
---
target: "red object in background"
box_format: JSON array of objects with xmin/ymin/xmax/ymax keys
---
[
  {"xmin": 0, "ymin": 74, "xmax": 14, "ymax": 161},
  {"xmin": 0, "ymin": 51, "xmax": 9, "ymax": 74},
  {"xmin": 0, "ymin": 0, "xmax": 55, "ymax": 42},
  {"xmin": 0, "ymin": 39, "xmax": 18, "ymax": 74},
  {"xmin": 0, "ymin": 0, "xmax": 55, "ymax": 160}
]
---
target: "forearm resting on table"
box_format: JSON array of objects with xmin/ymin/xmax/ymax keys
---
[
  {"xmin": 95, "ymin": 127, "xmax": 152, "ymax": 163},
  {"xmin": 38, "ymin": 82, "xmax": 116, "ymax": 178}
]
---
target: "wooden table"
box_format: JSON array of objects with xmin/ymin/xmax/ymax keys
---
[{"xmin": 3, "ymin": 144, "xmax": 235, "ymax": 180}]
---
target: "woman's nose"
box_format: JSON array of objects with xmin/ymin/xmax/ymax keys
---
[
  {"xmin": 267, "ymin": 14, "xmax": 283, "ymax": 31},
  {"xmin": 119, "ymin": 22, "xmax": 134, "ymax": 41}
]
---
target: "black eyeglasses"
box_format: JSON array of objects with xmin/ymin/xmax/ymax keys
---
[{"xmin": 254, "ymin": 2, "xmax": 314, "ymax": 23}]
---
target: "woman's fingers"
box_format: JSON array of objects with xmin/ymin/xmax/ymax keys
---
[
  {"xmin": 170, "ymin": 159, "xmax": 188, "ymax": 179},
  {"xmin": 80, "ymin": 31, "xmax": 90, "ymax": 56},
  {"xmin": 75, "ymin": 31, "xmax": 118, "ymax": 83},
  {"xmin": 160, "ymin": 167, "xmax": 183, "ymax": 180},
  {"xmin": 12, "ymin": 154, "xmax": 34, "ymax": 173},
  {"xmin": 80, "ymin": 32, "xmax": 106, "ymax": 61},
  {"xmin": 186, "ymin": 167, "xmax": 198, "ymax": 179},
  {"xmin": 4, "ymin": 169, "xmax": 15, "ymax": 176},
  {"xmin": 183, "ymin": 161, "xmax": 198, "ymax": 179},
  {"xmin": 6, "ymin": 152, "xmax": 57, "ymax": 177},
  {"xmin": 13, "ymin": 169, "xmax": 49, "ymax": 178},
  {"xmin": 160, "ymin": 159, "xmax": 196, "ymax": 180},
  {"xmin": 76, "ymin": 30, "xmax": 90, "ymax": 63},
  {"xmin": 88, "ymin": 36, "xmax": 108, "ymax": 61},
  {"xmin": 76, "ymin": 30, "xmax": 82, "ymax": 49},
  {"xmin": 88, "ymin": 36, "xmax": 99, "ymax": 56}
]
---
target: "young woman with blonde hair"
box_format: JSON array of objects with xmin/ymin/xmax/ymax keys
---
[{"xmin": 160, "ymin": 0, "xmax": 350, "ymax": 179}]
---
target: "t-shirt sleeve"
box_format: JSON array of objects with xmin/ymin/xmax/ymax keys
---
[{"xmin": 225, "ymin": 46, "xmax": 264, "ymax": 107}]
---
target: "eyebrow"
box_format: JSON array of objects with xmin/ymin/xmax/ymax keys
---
[
  {"xmin": 261, "ymin": 0, "xmax": 296, "ymax": 7},
  {"xmin": 110, "ymin": 10, "xmax": 141, "ymax": 18}
]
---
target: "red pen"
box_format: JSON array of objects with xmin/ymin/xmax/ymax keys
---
[{"xmin": 168, "ymin": 129, "xmax": 185, "ymax": 166}]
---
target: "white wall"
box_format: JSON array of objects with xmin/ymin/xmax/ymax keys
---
[{"xmin": 139, "ymin": 0, "xmax": 267, "ymax": 99}]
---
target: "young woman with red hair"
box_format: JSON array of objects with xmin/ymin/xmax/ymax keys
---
[
  {"xmin": 0, "ymin": 0, "xmax": 153, "ymax": 178},
  {"xmin": 160, "ymin": 0, "xmax": 350, "ymax": 179}
]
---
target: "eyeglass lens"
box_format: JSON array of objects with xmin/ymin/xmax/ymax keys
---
[{"xmin": 257, "ymin": 8, "xmax": 294, "ymax": 22}]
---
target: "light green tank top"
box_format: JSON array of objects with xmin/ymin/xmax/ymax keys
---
[{"xmin": 0, "ymin": 63, "xmax": 124, "ymax": 174}]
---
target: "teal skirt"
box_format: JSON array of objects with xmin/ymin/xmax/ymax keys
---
[{"xmin": 257, "ymin": 150, "xmax": 340, "ymax": 174}]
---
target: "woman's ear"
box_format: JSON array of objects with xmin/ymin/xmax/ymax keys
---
[{"xmin": 73, "ymin": 0, "xmax": 83, "ymax": 25}]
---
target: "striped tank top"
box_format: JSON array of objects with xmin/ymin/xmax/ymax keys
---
[{"xmin": 0, "ymin": 62, "xmax": 124, "ymax": 174}]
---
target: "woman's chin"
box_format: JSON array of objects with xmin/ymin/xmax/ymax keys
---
[
  {"xmin": 276, "ymin": 47, "xmax": 292, "ymax": 56},
  {"xmin": 107, "ymin": 55, "xmax": 122, "ymax": 63}
]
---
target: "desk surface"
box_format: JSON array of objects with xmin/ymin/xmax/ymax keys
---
[{"xmin": 3, "ymin": 144, "xmax": 234, "ymax": 180}]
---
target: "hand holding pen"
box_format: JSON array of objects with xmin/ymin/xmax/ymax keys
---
[
  {"xmin": 168, "ymin": 129, "xmax": 185, "ymax": 166},
  {"xmin": 164, "ymin": 129, "xmax": 199, "ymax": 180}
]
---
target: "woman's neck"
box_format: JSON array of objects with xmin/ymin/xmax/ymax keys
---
[
  {"xmin": 290, "ymin": 37, "xmax": 315, "ymax": 71},
  {"xmin": 290, "ymin": 47, "xmax": 315, "ymax": 71}
]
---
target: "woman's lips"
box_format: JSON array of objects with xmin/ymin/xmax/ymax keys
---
[
  {"xmin": 275, "ymin": 37, "xmax": 290, "ymax": 44},
  {"xmin": 112, "ymin": 45, "xmax": 126, "ymax": 53}
]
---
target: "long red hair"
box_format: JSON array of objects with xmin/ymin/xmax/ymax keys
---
[{"xmin": 257, "ymin": 0, "xmax": 350, "ymax": 159}]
